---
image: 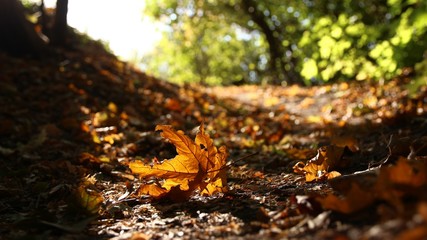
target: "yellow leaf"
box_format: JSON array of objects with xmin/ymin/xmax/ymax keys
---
[
  {"xmin": 108, "ymin": 102, "xmax": 118, "ymax": 113},
  {"xmin": 293, "ymin": 146, "xmax": 344, "ymax": 182},
  {"xmin": 129, "ymin": 123, "xmax": 228, "ymax": 200},
  {"xmin": 306, "ymin": 115, "xmax": 323, "ymax": 124},
  {"xmin": 76, "ymin": 186, "xmax": 103, "ymax": 214},
  {"xmin": 138, "ymin": 184, "xmax": 169, "ymax": 198},
  {"xmin": 130, "ymin": 155, "xmax": 198, "ymax": 192},
  {"xmin": 326, "ymin": 171, "xmax": 341, "ymax": 180}
]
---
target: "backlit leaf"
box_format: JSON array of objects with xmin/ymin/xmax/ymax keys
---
[
  {"xmin": 293, "ymin": 145, "xmax": 344, "ymax": 182},
  {"xmin": 76, "ymin": 186, "xmax": 103, "ymax": 214},
  {"xmin": 129, "ymin": 123, "xmax": 228, "ymax": 200}
]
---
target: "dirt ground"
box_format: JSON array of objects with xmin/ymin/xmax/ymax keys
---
[{"xmin": 1, "ymin": 38, "xmax": 427, "ymax": 240}]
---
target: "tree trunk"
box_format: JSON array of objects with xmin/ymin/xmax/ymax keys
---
[
  {"xmin": 0, "ymin": 0, "xmax": 46, "ymax": 56},
  {"xmin": 52, "ymin": 0, "xmax": 68, "ymax": 46},
  {"xmin": 240, "ymin": 0, "xmax": 299, "ymax": 85}
]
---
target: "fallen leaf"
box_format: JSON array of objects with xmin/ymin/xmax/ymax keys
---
[
  {"xmin": 331, "ymin": 135, "xmax": 360, "ymax": 152},
  {"xmin": 293, "ymin": 145, "xmax": 344, "ymax": 182},
  {"xmin": 317, "ymin": 157, "xmax": 427, "ymax": 214},
  {"xmin": 396, "ymin": 226, "xmax": 427, "ymax": 240},
  {"xmin": 75, "ymin": 186, "xmax": 103, "ymax": 214},
  {"xmin": 79, "ymin": 152, "xmax": 101, "ymax": 164},
  {"xmin": 385, "ymin": 156, "xmax": 427, "ymax": 187},
  {"xmin": 129, "ymin": 123, "xmax": 228, "ymax": 200},
  {"xmin": 373, "ymin": 157, "xmax": 427, "ymax": 212},
  {"xmin": 299, "ymin": 97, "xmax": 315, "ymax": 109},
  {"xmin": 164, "ymin": 98, "xmax": 182, "ymax": 111},
  {"xmin": 137, "ymin": 184, "xmax": 169, "ymax": 198},
  {"xmin": 316, "ymin": 182, "xmax": 375, "ymax": 214}
]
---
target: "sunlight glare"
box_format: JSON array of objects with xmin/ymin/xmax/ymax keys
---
[{"xmin": 35, "ymin": 0, "xmax": 161, "ymax": 62}]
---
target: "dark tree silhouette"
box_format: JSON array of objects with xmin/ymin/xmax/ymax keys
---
[
  {"xmin": 52, "ymin": 0, "xmax": 68, "ymax": 46},
  {"xmin": 240, "ymin": 0, "xmax": 300, "ymax": 85},
  {"xmin": 0, "ymin": 0, "xmax": 70, "ymax": 56},
  {"xmin": 0, "ymin": 0, "xmax": 46, "ymax": 56}
]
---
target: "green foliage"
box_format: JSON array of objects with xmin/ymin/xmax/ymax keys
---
[
  {"xmin": 299, "ymin": 0, "xmax": 427, "ymax": 82},
  {"xmin": 20, "ymin": 0, "xmax": 37, "ymax": 9},
  {"xmin": 143, "ymin": 0, "xmax": 427, "ymax": 85},
  {"xmin": 142, "ymin": 0, "xmax": 267, "ymax": 85},
  {"xmin": 299, "ymin": 13, "xmax": 380, "ymax": 82},
  {"xmin": 408, "ymin": 52, "xmax": 427, "ymax": 96}
]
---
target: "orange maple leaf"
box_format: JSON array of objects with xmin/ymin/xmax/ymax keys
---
[{"xmin": 129, "ymin": 123, "xmax": 228, "ymax": 200}]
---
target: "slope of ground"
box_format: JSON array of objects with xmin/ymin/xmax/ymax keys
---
[{"xmin": 1, "ymin": 37, "xmax": 427, "ymax": 240}]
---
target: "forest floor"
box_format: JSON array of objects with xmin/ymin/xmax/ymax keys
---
[{"xmin": 1, "ymin": 36, "xmax": 427, "ymax": 240}]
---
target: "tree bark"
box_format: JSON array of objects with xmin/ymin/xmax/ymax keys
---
[
  {"xmin": 240, "ymin": 0, "xmax": 299, "ymax": 85},
  {"xmin": 0, "ymin": 0, "xmax": 46, "ymax": 56},
  {"xmin": 52, "ymin": 0, "xmax": 68, "ymax": 46}
]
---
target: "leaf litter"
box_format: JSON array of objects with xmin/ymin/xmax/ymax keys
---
[{"xmin": 1, "ymin": 33, "xmax": 427, "ymax": 239}]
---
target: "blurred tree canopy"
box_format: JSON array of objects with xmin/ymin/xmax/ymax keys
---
[{"xmin": 142, "ymin": 0, "xmax": 427, "ymax": 85}]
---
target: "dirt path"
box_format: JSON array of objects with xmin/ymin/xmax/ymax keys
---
[{"xmin": 1, "ymin": 42, "xmax": 427, "ymax": 239}]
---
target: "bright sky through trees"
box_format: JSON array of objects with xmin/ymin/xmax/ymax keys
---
[{"xmin": 40, "ymin": 0, "xmax": 161, "ymax": 61}]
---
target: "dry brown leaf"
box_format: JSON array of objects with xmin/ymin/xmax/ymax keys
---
[
  {"xmin": 316, "ymin": 183, "xmax": 375, "ymax": 214},
  {"xmin": 164, "ymin": 98, "xmax": 182, "ymax": 111},
  {"xmin": 319, "ymin": 145, "xmax": 346, "ymax": 169},
  {"xmin": 373, "ymin": 157, "xmax": 427, "ymax": 212},
  {"xmin": 385, "ymin": 156, "xmax": 427, "ymax": 187},
  {"xmin": 331, "ymin": 135, "xmax": 360, "ymax": 152},
  {"xmin": 396, "ymin": 226, "xmax": 427, "ymax": 240},
  {"xmin": 129, "ymin": 123, "xmax": 228, "ymax": 200},
  {"xmin": 293, "ymin": 146, "xmax": 344, "ymax": 182},
  {"xmin": 317, "ymin": 157, "xmax": 427, "ymax": 214}
]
